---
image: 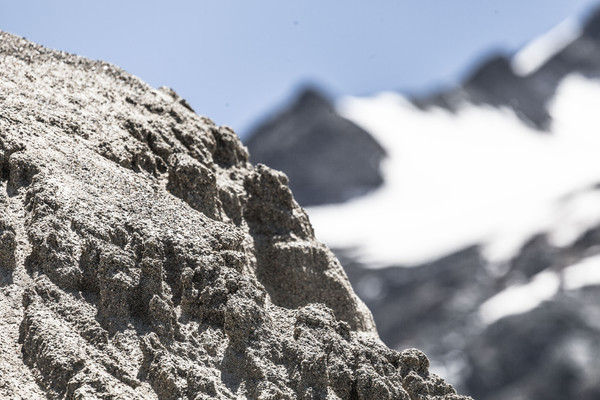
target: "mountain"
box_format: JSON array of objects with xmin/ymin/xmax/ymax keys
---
[
  {"xmin": 416, "ymin": 8, "xmax": 600, "ymax": 131},
  {"xmin": 245, "ymin": 6, "xmax": 600, "ymax": 400},
  {"xmin": 246, "ymin": 88, "xmax": 386, "ymax": 206},
  {"xmin": 0, "ymin": 31, "xmax": 469, "ymax": 399}
]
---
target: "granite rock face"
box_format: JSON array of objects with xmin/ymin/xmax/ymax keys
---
[{"xmin": 0, "ymin": 32, "xmax": 469, "ymax": 400}]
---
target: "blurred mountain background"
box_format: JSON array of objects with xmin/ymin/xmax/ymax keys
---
[
  {"xmin": 247, "ymin": 7, "xmax": 600, "ymax": 399},
  {"xmin": 4, "ymin": 1, "xmax": 600, "ymax": 399}
]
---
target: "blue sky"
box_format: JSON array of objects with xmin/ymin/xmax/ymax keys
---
[{"xmin": 1, "ymin": 1, "xmax": 599, "ymax": 137}]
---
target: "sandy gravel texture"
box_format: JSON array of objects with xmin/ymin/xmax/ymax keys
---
[{"xmin": 0, "ymin": 31, "xmax": 471, "ymax": 400}]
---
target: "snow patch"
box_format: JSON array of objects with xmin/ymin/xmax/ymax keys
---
[
  {"xmin": 563, "ymin": 254, "xmax": 600, "ymax": 290},
  {"xmin": 478, "ymin": 271, "xmax": 560, "ymax": 325},
  {"xmin": 549, "ymin": 189, "xmax": 600, "ymax": 248},
  {"xmin": 511, "ymin": 17, "xmax": 581, "ymax": 76},
  {"xmin": 478, "ymin": 251, "xmax": 600, "ymax": 325}
]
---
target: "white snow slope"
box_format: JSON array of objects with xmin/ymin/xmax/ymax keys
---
[{"xmin": 307, "ymin": 74, "xmax": 600, "ymax": 268}]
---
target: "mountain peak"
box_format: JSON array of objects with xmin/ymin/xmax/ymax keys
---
[
  {"xmin": 246, "ymin": 86, "xmax": 386, "ymax": 206},
  {"xmin": 295, "ymin": 86, "xmax": 331, "ymax": 108}
]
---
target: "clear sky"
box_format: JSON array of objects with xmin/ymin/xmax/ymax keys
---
[{"xmin": 1, "ymin": 1, "xmax": 599, "ymax": 137}]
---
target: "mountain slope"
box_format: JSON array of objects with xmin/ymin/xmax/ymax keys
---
[{"xmin": 0, "ymin": 31, "xmax": 469, "ymax": 400}]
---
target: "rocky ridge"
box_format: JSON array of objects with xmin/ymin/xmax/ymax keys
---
[{"xmin": 0, "ymin": 31, "xmax": 469, "ymax": 399}]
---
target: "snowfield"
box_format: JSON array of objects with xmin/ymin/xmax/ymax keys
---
[{"xmin": 307, "ymin": 74, "xmax": 600, "ymax": 267}]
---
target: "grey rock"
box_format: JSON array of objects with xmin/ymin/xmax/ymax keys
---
[
  {"xmin": 0, "ymin": 31, "xmax": 469, "ymax": 399},
  {"xmin": 463, "ymin": 292, "xmax": 600, "ymax": 400},
  {"xmin": 246, "ymin": 88, "xmax": 386, "ymax": 207}
]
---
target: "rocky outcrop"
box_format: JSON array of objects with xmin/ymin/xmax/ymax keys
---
[
  {"xmin": 246, "ymin": 88, "xmax": 386, "ymax": 207},
  {"xmin": 0, "ymin": 31, "xmax": 468, "ymax": 399}
]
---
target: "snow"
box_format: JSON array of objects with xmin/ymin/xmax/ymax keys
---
[
  {"xmin": 563, "ymin": 254, "xmax": 600, "ymax": 290},
  {"xmin": 478, "ymin": 253, "xmax": 600, "ymax": 325},
  {"xmin": 547, "ymin": 189, "xmax": 600, "ymax": 248},
  {"xmin": 511, "ymin": 17, "xmax": 581, "ymax": 76},
  {"xmin": 478, "ymin": 271, "xmax": 560, "ymax": 325},
  {"xmin": 306, "ymin": 74, "xmax": 600, "ymax": 267}
]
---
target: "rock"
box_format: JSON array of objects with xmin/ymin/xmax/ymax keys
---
[
  {"xmin": 463, "ymin": 290, "xmax": 600, "ymax": 400},
  {"xmin": 246, "ymin": 88, "xmax": 386, "ymax": 207},
  {"xmin": 0, "ymin": 31, "xmax": 468, "ymax": 399}
]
